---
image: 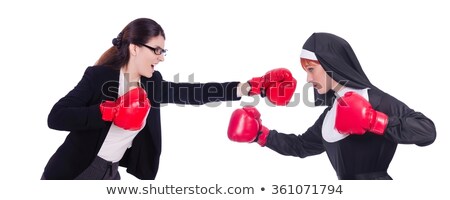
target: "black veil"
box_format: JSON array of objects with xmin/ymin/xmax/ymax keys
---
[{"xmin": 301, "ymin": 33, "xmax": 381, "ymax": 106}]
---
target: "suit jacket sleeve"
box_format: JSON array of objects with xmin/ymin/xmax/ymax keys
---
[
  {"xmin": 381, "ymin": 94, "xmax": 436, "ymax": 146},
  {"xmin": 265, "ymin": 108, "xmax": 329, "ymax": 158},
  {"xmin": 154, "ymin": 72, "xmax": 241, "ymax": 104},
  {"xmin": 47, "ymin": 67, "xmax": 105, "ymax": 131}
]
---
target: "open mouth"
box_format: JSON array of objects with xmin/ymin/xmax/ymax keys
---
[{"xmin": 312, "ymin": 82, "xmax": 322, "ymax": 89}]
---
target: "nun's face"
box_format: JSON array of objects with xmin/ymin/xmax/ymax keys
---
[{"xmin": 301, "ymin": 59, "xmax": 335, "ymax": 94}]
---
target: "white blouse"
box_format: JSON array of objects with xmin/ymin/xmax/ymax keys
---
[{"xmin": 97, "ymin": 69, "xmax": 149, "ymax": 162}]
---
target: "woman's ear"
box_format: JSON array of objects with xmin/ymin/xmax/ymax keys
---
[{"xmin": 129, "ymin": 43, "xmax": 138, "ymax": 56}]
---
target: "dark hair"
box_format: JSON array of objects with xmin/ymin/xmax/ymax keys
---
[{"xmin": 95, "ymin": 18, "xmax": 165, "ymax": 68}]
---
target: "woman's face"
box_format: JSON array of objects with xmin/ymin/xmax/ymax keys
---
[
  {"xmin": 133, "ymin": 35, "xmax": 166, "ymax": 78},
  {"xmin": 301, "ymin": 59, "xmax": 335, "ymax": 94}
]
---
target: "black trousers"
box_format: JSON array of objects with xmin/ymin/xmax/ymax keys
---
[{"xmin": 41, "ymin": 156, "xmax": 120, "ymax": 180}]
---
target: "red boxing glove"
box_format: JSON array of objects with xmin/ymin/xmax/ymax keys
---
[
  {"xmin": 335, "ymin": 92, "xmax": 388, "ymax": 135},
  {"xmin": 99, "ymin": 101, "xmax": 117, "ymax": 121},
  {"xmin": 248, "ymin": 68, "xmax": 297, "ymax": 106},
  {"xmin": 227, "ymin": 106, "xmax": 269, "ymax": 146},
  {"xmin": 100, "ymin": 87, "xmax": 151, "ymax": 131}
]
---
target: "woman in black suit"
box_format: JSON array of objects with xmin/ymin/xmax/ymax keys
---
[{"xmin": 42, "ymin": 18, "xmax": 296, "ymax": 180}]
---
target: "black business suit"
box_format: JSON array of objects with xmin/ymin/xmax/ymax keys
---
[{"xmin": 43, "ymin": 65, "xmax": 241, "ymax": 180}]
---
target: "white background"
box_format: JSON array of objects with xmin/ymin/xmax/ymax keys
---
[{"xmin": 1, "ymin": 0, "xmax": 449, "ymax": 199}]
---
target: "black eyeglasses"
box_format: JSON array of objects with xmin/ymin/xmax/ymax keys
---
[{"xmin": 137, "ymin": 43, "xmax": 167, "ymax": 56}]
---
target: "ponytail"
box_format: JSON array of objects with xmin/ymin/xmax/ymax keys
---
[{"xmin": 94, "ymin": 18, "xmax": 165, "ymax": 68}]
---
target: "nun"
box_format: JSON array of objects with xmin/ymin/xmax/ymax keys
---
[{"xmin": 227, "ymin": 32, "xmax": 436, "ymax": 180}]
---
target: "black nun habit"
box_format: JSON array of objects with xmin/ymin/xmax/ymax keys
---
[{"xmin": 263, "ymin": 32, "xmax": 436, "ymax": 180}]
